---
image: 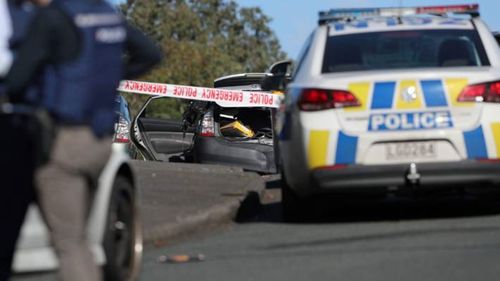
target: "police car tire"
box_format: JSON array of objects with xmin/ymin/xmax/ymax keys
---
[
  {"xmin": 103, "ymin": 175, "xmax": 143, "ymax": 281},
  {"xmin": 281, "ymin": 175, "xmax": 314, "ymax": 222}
]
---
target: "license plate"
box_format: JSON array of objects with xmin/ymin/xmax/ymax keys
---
[{"xmin": 385, "ymin": 141, "xmax": 437, "ymax": 161}]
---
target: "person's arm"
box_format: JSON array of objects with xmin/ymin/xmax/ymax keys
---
[
  {"xmin": 0, "ymin": 0, "xmax": 13, "ymax": 77},
  {"xmin": 5, "ymin": 9, "xmax": 53, "ymax": 95},
  {"xmin": 123, "ymin": 23, "xmax": 162, "ymax": 79}
]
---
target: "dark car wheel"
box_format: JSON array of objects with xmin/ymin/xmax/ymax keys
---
[
  {"xmin": 281, "ymin": 173, "xmax": 316, "ymax": 222},
  {"xmin": 103, "ymin": 175, "xmax": 142, "ymax": 281}
]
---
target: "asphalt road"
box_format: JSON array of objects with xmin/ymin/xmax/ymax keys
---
[
  {"xmin": 14, "ymin": 176, "xmax": 500, "ymax": 281},
  {"xmin": 139, "ymin": 184, "xmax": 500, "ymax": 281}
]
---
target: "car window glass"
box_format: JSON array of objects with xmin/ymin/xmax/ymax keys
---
[
  {"xmin": 322, "ymin": 29, "xmax": 490, "ymax": 73},
  {"xmin": 292, "ymin": 32, "xmax": 314, "ymax": 80}
]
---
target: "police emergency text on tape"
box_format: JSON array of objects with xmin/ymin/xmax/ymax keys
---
[{"xmin": 118, "ymin": 80, "xmax": 281, "ymax": 108}]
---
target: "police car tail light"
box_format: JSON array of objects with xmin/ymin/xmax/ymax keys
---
[
  {"xmin": 113, "ymin": 116, "xmax": 130, "ymax": 143},
  {"xmin": 200, "ymin": 111, "xmax": 216, "ymax": 137},
  {"xmin": 298, "ymin": 88, "xmax": 360, "ymax": 111},
  {"xmin": 457, "ymin": 81, "xmax": 500, "ymax": 103},
  {"xmin": 488, "ymin": 82, "xmax": 500, "ymax": 102}
]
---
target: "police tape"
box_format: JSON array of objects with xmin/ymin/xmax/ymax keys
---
[{"xmin": 117, "ymin": 80, "xmax": 282, "ymax": 108}]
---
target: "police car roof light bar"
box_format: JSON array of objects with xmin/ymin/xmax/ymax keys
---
[
  {"xmin": 318, "ymin": 3, "xmax": 479, "ymax": 25},
  {"xmin": 416, "ymin": 4, "xmax": 479, "ymax": 17}
]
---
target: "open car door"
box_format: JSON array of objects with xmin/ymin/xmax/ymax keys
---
[{"xmin": 131, "ymin": 96, "xmax": 197, "ymax": 162}]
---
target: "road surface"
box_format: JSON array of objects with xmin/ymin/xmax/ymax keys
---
[
  {"xmin": 140, "ymin": 183, "xmax": 500, "ymax": 281},
  {"xmin": 14, "ymin": 176, "xmax": 500, "ymax": 281}
]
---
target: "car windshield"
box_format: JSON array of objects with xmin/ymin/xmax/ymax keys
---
[{"xmin": 322, "ymin": 29, "xmax": 490, "ymax": 73}]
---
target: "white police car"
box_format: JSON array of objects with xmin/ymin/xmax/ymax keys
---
[{"xmin": 276, "ymin": 4, "xmax": 500, "ymax": 220}]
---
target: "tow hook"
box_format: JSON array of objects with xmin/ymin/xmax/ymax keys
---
[{"xmin": 406, "ymin": 163, "xmax": 421, "ymax": 185}]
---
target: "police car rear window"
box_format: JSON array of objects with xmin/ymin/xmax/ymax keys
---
[{"xmin": 322, "ymin": 29, "xmax": 489, "ymax": 73}]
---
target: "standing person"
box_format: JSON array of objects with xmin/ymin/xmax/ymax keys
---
[
  {"xmin": 5, "ymin": 0, "xmax": 161, "ymax": 280},
  {"xmin": 0, "ymin": 1, "xmax": 38, "ymax": 280},
  {"xmin": 0, "ymin": 0, "xmax": 12, "ymax": 77},
  {"xmin": 0, "ymin": 2, "xmax": 16, "ymax": 279}
]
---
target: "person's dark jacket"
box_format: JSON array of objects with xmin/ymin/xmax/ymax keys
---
[{"xmin": 5, "ymin": 1, "xmax": 162, "ymax": 97}]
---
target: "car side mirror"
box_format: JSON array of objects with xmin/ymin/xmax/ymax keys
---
[
  {"xmin": 268, "ymin": 60, "xmax": 293, "ymax": 76},
  {"xmin": 261, "ymin": 74, "xmax": 291, "ymax": 92},
  {"xmin": 261, "ymin": 60, "xmax": 293, "ymax": 91}
]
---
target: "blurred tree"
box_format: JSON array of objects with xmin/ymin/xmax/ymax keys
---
[{"xmin": 120, "ymin": 0, "xmax": 287, "ymax": 118}]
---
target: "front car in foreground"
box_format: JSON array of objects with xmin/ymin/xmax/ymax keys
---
[
  {"xmin": 13, "ymin": 102, "xmax": 142, "ymax": 281},
  {"xmin": 276, "ymin": 4, "xmax": 500, "ymax": 220}
]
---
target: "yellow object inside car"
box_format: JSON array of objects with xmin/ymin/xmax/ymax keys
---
[
  {"xmin": 220, "ymin": 121, "xmax": 255, "ymax": 138},
  {"xmin": 271, "ymin": 90, "xmax": 284, "ymax": 97}
]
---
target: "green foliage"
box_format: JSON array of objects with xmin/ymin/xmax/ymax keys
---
[{"xmin": 120, "ymin": 0, "xmax": 287, "ymax": 118}]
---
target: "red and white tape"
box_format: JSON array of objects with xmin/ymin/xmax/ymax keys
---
[{"xmin": 118, "ymin": 80, "xmax": 281, "ymax": 108}]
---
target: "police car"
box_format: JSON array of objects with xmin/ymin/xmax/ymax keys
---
[{"xmin": 275, "ymin": 4, "xmax": 500, "ymax": 220}]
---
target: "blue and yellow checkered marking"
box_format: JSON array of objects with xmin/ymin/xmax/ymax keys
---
[
  {"xmin": 306, "ymin": 79, "xmax": 472, "ymax": 166},
  {"xmin": 463, "ymin": 126, "xmax": 488, "ymax": 159},
  {"xmin": 307, "ymin": 130, "xmax": 358, "ymax": 168},
  {"xmin": 351, "ymin": 78, "xmax": 468, "ymax": 111},
  {"xmin": 421, "ymin": 80, "xmax": 448, "ymax": 107},
  {"xmin": 444, "ymin": 78, "xmax": 470, "ymax": 107},
  {"xmin": 308, "ymin": 130, "xmax": 330, "ymax": 169},
  {"xmin": 491, "ymin": 123, "xmax": 500, "ymax": 159},
  {"xmin": 335, "ymin": 131, "xmax": 358, "ymax": 164},
  {"xmin": 371, "ymin": 82, "xmax": 395, "ymax": 109},
  {"xmin": 395, "ymin": 80, "xmax": 423, "ymax": 109},
  {"xmin": 346, "ymin": 82, "xmax": 371, "ymax": 112}
]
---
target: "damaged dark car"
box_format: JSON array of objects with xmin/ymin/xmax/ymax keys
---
[{"xmin": 131, "ymin": 73, "xmax": 278, "ymax": 174}]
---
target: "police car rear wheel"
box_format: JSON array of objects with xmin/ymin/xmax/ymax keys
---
[
  {"xmin": 281, "ymin": 175, "xmax": 315, "ymax": 222},
  {"xmin": 103, "ymin": 175, "xmax": 143, "ymax": 281}
]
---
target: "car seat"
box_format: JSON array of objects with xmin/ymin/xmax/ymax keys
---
[
  {"xmin": 325, "ymin": 44, "xmax": 364, "ymax": 72},
  {"xmin": 438, "ymin": 39, "xmax": 475, "ymax": 67}
]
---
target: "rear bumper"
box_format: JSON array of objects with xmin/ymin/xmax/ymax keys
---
[
  {"xmin": 311, "ymin": 160, "xmax": 500, "ymax": 193},
  {"xmin": 193, "ymin": 136, "xmax": 277, "ymax": 173}
]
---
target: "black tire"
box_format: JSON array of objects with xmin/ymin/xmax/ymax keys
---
[
  {"xmin": 103, "ymin": 175, "xmax": 142, "ymax": 281},
  {"xmin": 281, "ymin": 174, "xmax": 315, "ymax": 222}
]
